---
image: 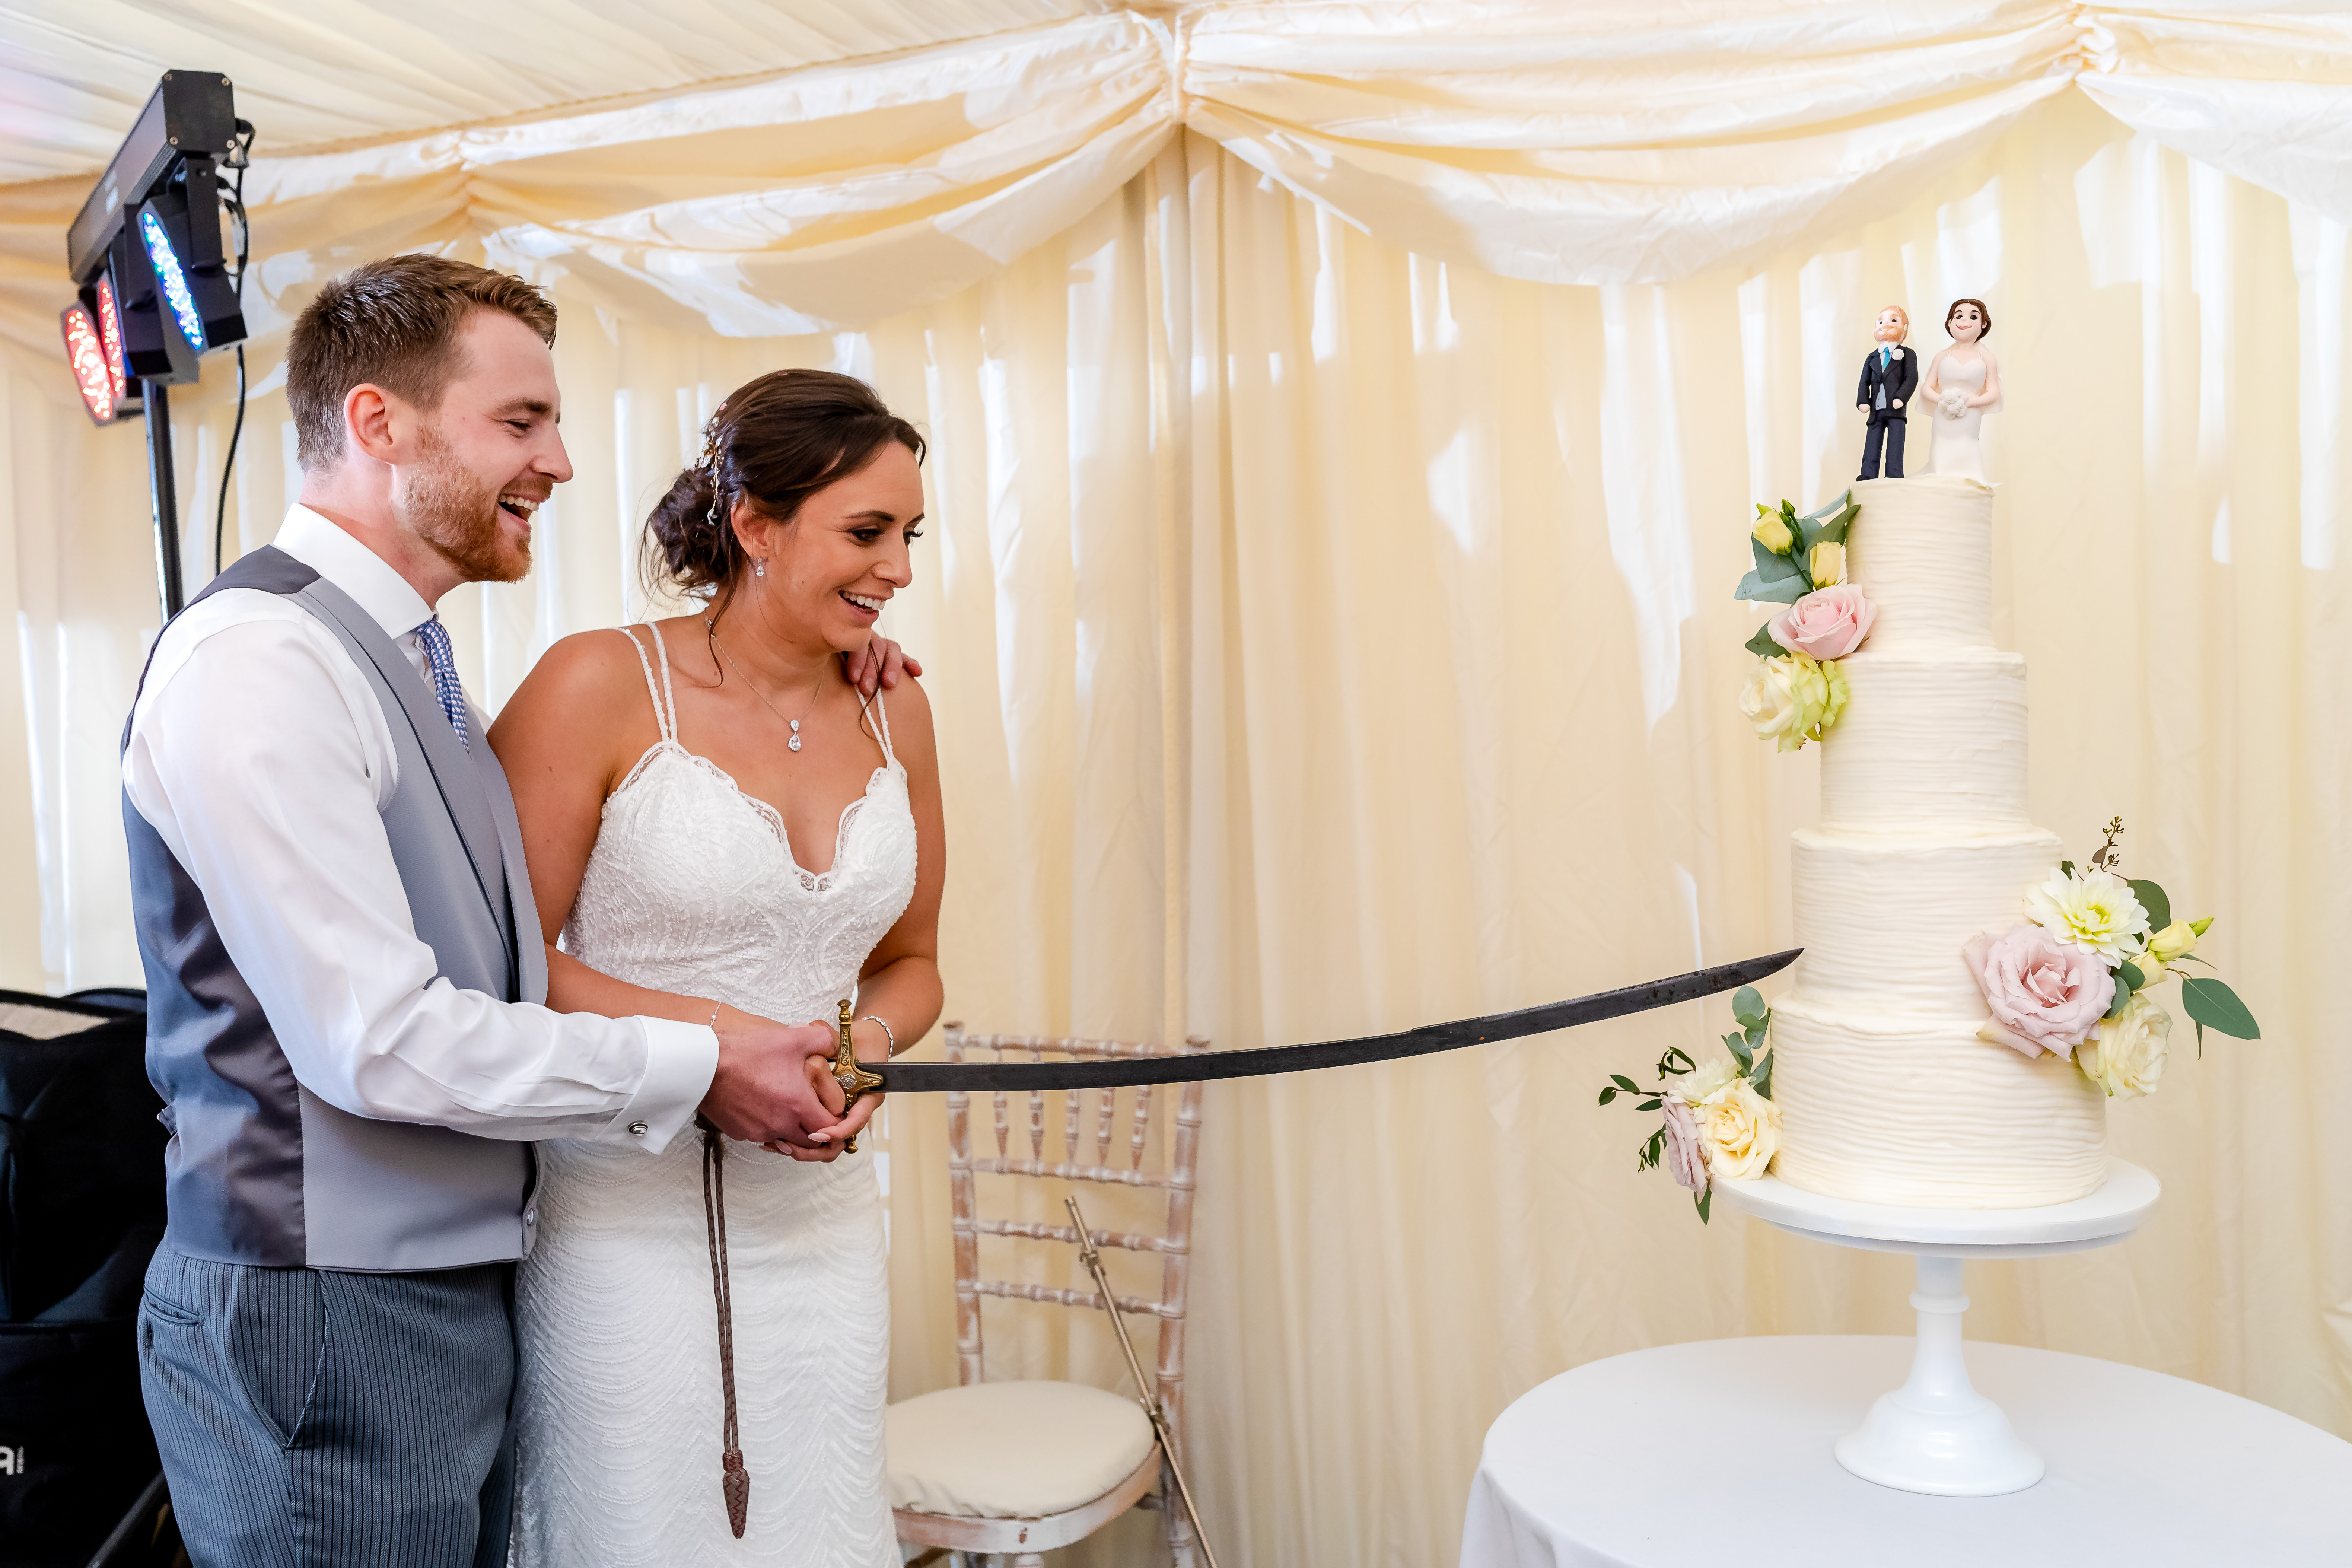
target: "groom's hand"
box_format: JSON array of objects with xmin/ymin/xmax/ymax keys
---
[
  {"xmin": 700, "ymin": 1014, "xmax": 845, "ymax": 1148},
  {"xmin": 843, "ymin": 636, "xmax": 921, "ymax": 697}
]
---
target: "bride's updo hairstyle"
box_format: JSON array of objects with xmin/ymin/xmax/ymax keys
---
[
  {"xmin": 1945, "ymin": 298, "xmax": 1992, "ymax": 339},
  {"xmin": 646, "ymin": 369, "xmax": 926, "ymax": 598}
]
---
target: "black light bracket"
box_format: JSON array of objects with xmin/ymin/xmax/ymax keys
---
[{"xmin": 65, "ymin": 72, "xmax": 249, "ymax": 620}]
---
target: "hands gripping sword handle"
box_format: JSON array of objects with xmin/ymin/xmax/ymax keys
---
[{"xmin": 831, "ymin": 999, "xmax": 883, "ymax": 1152}]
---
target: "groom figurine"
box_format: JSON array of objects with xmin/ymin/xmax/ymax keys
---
[
  {"xmin": 1856, "ymin": 304, "xmax": 1916, "ymax": 480},
  {"xmin": 122, "ymin": 256, "xmax": 902, "ymax": 1567}
]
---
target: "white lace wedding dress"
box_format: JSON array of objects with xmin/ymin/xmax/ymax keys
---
[{"xmin": 511, "ymin": 624, "xmax": 914, "ymax": 1567}]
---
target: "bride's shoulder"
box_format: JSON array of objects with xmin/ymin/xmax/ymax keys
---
[
  {"xmin": 494, "ymin": 629, "xmax": 661, "ymax": 746},
  {"xmin": 874, "ymin": 674, "xmax": 936, "ymax": 769}
]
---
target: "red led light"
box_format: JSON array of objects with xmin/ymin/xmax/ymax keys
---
[
  {"xmin": 94, "ymin": 274, "xmax": 127, "ymax": 403},
  {"xmin": 61, "ymin": 304, "xmax": 116, "ymax": 423}
]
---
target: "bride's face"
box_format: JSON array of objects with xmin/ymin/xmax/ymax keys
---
[
  {"xmin": 738, "ymin": 442, "xmax": 925, "ymax": 653},
  {"xmin": 1948, "ymin": 303, "xmax": 1984, "ymax": 343}
]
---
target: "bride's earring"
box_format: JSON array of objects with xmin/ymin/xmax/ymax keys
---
[{"xmin": 753, "ymin": 557, "xmax": 766, "ymax": 579}]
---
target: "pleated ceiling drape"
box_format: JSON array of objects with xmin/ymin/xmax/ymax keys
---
[{"xmin": 2, "ymin": 6, "xmax": 2349, "ymax": 1563}]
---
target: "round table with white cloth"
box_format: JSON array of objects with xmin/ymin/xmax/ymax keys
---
[{"xmin": 1459, "ymin": 1336, "xmax": 2352, "ymax": 1567}]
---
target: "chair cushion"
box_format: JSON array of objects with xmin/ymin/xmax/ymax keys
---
[{"xmin": 886, "ymin": 1379, "xmax": 1158, "ymax": 1518}]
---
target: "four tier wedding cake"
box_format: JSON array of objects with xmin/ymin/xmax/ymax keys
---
[{"xmin": 1767, "ymin": 477, "xmax": 2108, "ymax": 1208}]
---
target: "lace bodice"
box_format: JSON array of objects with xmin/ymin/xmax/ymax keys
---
[
  {"xmin": 562, "ymin": 625, "xmax": 918, "ymax": 1029},
  {"xmin": 510, "ymin": 623, "xmax": 913, "ymax": 1567}
]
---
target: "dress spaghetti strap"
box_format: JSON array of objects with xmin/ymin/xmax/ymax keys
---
[
  {"xmin": 858, "ymin": 687, "xmax": 898, "ymax": 770},
  {"xmin": 617, "ymin": 626, "xmax": 677, "ymax": 741}
]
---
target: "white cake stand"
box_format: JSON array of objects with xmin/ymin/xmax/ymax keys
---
[{"xmin": 1712, "ymin": 1160, "xmax": 2160, "ymax": 1497}]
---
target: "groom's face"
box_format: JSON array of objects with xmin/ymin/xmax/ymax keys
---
[{"xmin": 391, "ymin": 309, "xmax": 572, "ymax": 584}]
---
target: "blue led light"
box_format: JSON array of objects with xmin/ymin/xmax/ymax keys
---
[{"xmin": 140, "ymin": 208, "xmax": 206, "ymax": 353}]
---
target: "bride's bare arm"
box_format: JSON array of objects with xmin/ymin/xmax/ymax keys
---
[
  {"xmin": 808, "ymin": 675, "xmax": 945, "ymax": 1149},
  {"xmin": 1972, "ymin": 348, "xmax": 2001, "ymax": 408},
  {"xmin": 488, "ymin": 632, "xmax": 848, "ymax": 1149}
]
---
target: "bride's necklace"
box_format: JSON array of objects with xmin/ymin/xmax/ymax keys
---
[{"xmin": 705, "ymin": 617, "xmax": 824, "ymax": 753}]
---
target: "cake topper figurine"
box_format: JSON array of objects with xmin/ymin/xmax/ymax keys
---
[
  {"xmin": 1922, "ymin": 297, "xmax": 2001, "ymax": 481},
  {"xmin": 1855, "ymin": 305, "xmax": 1916, "ymax": 480}
]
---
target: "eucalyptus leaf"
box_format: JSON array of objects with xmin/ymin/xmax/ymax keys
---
[
  {"xmin": 1725, "ymin": 1031, "xmax": 1753, "ymax": 1072},
  {"xmin": 1731, "ymin": 986, "xmax": 1769, "ymax": 1030},
  {"xmin": 2118, "ymin": 959, "xmax": 2144, "ymax": 995},
  {"xmin": 1734, "ymin": 570, "xmax": 1809, "ymax": 605},
  {"xmin": 1752, "ymin": 535, "xmax": 1807, "ymax": 582},
  {"xmin": 2129, "ymin": 879, "xmax": 2172, "ymax": 934},
  {"xmin": 2180, "ymin": 976, "xmax": 2261, "ymax": 1040},
  {"xmin": 1751, "ymin": 1051, "xmax": 1775, "ymax": 1101},
  {"xmin": 1745, "ymin": 622, "xmax": 1788, "ymax": 658}
]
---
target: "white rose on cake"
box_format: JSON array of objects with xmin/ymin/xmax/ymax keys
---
[
  {"xmin": 1699, "ymin": 1080, "xmax": 1780, "ymax": 1180},
  {"xmin": 2079, "ymin": 994, "xmax": 2171, "ymax": 1100},
  {"xmin": 2027, "ymin": 866, "xmax": 2150, "ymax": 963}
]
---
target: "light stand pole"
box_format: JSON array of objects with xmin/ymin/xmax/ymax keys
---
[{"xmin": 141, "ymin": 379, "xmax": 184, "ymax": 619}]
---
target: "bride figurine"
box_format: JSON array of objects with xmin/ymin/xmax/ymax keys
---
[{"xmin": 1922, "ymin": 298, "xmax": 2001, "ymax": 480}]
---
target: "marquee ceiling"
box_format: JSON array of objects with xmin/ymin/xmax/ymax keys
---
[{"xmin": 0, "ymin": 0, "xmax": 1110, "ymax": 184}]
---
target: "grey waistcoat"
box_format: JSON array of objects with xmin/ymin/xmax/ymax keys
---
[{"xmin": 122, "ymin": 546, "xmax": 552, "ymax": 1272}]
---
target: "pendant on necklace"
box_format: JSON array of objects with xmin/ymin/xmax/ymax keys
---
[{"xmin": 789, "ymin": 719, "xmax": 802, "ymax": 753}]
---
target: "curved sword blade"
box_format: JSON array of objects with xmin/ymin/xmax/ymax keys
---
[{"xmin": 871, "ymin": 949, "xmax": 1800, "ymax": 1093}]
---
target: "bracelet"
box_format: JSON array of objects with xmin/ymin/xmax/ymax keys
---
[
  {"xmin": 706, "ymin": 1000, "xmax": 722, "ymax": 1030},
  {"xmin": 859, "ymin": 1014, "xmax": 898, "ymax": 1056}
]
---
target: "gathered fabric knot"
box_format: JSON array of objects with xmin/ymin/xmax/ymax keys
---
[
  {"xmin": 2068, "ymin": 6, "xmax": 2122, "ymax": 76},
  {"xmin": 1142, "ymin": 7, "xmax": 1194, "ymax": 126}
]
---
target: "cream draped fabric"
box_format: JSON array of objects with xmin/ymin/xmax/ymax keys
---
[{"xmin": 2, "ymin": 8, "xmax": 2351, "ymax": 1564}]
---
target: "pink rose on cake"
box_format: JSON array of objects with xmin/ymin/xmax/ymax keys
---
[
  {"xmin": 1768, "ymin": 584, "xmax": 1878, "ymax": 661},
  {"xmin": 1962, "ymin": 922, "xmax": 2116, "ymax": 1058},
  {"xmin": 1659, "ymin": 1098, "xmax": 1709, "ymax": 1192}
]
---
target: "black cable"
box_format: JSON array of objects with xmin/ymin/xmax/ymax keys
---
[{"xmin": 213, "ymin": 121, "xmax": 255, "ymax": 576}]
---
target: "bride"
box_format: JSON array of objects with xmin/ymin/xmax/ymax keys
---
[
  {"xmin": 487, "ymin": 369, "xmax": 944, "ymax": 1565},
  {"xmin": 1922, "ymin": 296, "xmax": 2002, "ymax": 480}
]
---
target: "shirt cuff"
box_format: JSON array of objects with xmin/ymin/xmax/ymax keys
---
[{"xmin": 612, "ymin": 1015, "xmax": 719, "ymax": 1154}]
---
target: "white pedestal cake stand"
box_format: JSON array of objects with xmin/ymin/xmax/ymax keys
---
[{"xmin": 1712, "ymin": 1160, "xmax": 2160, "ymax": 1498}]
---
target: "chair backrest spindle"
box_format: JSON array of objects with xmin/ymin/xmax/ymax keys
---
[{"xmin": 933, "ymin": 1022, "xmax": 1208, "ymax": 1487}]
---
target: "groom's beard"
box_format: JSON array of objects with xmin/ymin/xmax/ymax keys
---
[{"xmin": 401, "ymin": 424, "xmax": 531, "ymax": 584}]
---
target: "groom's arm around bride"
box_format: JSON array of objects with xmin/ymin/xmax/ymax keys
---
[{"xmin": 120, "ymin": 255, "xmax": 851, "ymax": 1568}]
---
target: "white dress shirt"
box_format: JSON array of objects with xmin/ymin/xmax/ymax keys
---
[{"xmin": 123, "ymin": 505, "xmax": 716, "ymax": 1152}]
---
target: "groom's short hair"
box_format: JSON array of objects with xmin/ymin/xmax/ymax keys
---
[{"xmin": 288, "ymin": 254, "xmax": 558, "ymax": 470}]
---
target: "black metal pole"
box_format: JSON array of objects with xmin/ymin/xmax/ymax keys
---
[{"xmin": 142, "ymin": 378, "xmax": 184, "ymax": 619}]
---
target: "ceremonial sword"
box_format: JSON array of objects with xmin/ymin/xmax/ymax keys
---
[{"xmin": 822, "ymin": 949, "xmax": 1801, "ymax": 1146}]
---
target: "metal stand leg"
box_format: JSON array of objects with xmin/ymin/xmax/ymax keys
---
[
  {"xmin": 1834, "ymin": 1253, "xmax": 2043, "ymax": 1496},
  {"xmin": 142, "ymin": 378, "xmax": 185, "ymax": 618}
]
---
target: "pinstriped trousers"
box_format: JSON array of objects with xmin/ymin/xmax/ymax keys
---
[{"xmin": 137, "ymin": 1247, "xmax": 517, "ymax": 1568}]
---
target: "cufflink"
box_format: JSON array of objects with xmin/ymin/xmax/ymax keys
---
[{"xmin": 629, "ymin": 1121, "xmax": 649, "ymax": 1136}]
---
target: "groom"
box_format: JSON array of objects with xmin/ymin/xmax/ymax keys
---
[
  {"xmin": 122, "ymin": 255, "xmax": 908, "ymax": 1567},
  {"xmin": 1855, "ymin": 303, "xmax": 1916, "ymax": 480}
]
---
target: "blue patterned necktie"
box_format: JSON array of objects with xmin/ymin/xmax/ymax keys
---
[{"xmin": 413, "ymin": 615, "xmax": 470, "ymax": 752}]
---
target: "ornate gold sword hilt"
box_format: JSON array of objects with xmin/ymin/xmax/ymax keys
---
[{"xmin": 831, "ymin": 999, "xmax": 884, "ymax": 1153}]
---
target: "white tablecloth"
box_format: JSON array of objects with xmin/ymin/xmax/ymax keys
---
[{"xmin": 1461, "ymin": 1336, "xmax": 2352, "ymax": 1568}]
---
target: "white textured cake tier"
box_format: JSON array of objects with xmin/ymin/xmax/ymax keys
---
[
  {"xmin": 1820, "ymin": 649, "xmax": 2028, "ymax": 830},
  {"xmin": 1848, "ymin": 476, "xmax": 1995, "ymax": 652},
  {"xmin": 1769, "ymin": 995, "xmax": 2108, "ymax": 1208},
  {"xmin": 1791, "ymin": 826, "xmax": 2062, "ymax": 1013}
]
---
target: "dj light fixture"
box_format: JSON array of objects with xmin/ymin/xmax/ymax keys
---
[{"xmin": 63, "ymin": 71, "xmax": 252, "ymax": 617}]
